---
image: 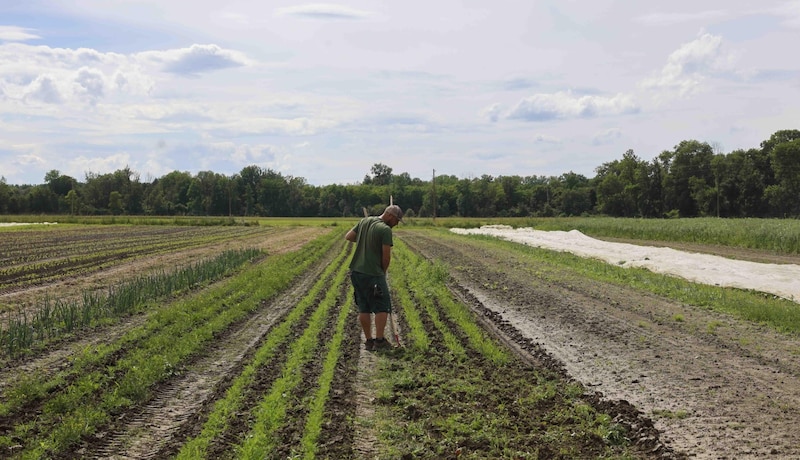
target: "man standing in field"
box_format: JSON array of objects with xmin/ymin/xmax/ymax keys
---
[{"xmin": 345, "ymin": 204, "xmax": 403, "ymax": 351}]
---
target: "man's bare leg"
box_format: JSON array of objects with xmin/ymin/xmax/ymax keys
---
[
  {"xmin": 374, "ymin": 312, "xmax": 388, "ymax": 339},
  {"xmin": 359, "ymin": 313, "xmax": 373, "ymax": 340}
]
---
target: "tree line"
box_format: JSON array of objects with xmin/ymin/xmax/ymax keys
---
[{"xmin": 2, "ymin": 129, "xmax": 799, "ymax": 219}]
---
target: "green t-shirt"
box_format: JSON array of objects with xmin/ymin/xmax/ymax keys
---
[{"xmin": 349, "ymin": 216, "xmax": 393, "ymax": 276}]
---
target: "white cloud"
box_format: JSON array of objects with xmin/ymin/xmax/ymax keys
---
[
  {"xmin": 68, "ymin": 153, "xmax": 133, "ymax": 179},
  {"xmin": 75, "ymin": 67, "xmax": 105, "ymax": 104},
  {"xmin": 24, "ymin": 75, "xmax": 64, "ymax": 104},
  {"xmin": 0, "ymin": 26, "xmax": 40, "ymax": 42},
  {"xmin": 137, "ymin": 44, "xmax": 250, "ymax": 76},
  {"xmin": 483, "ymin": 103, "xmax": 502, "ymax": 123},
  {"xmin": 275, "ymin": 3, "xmax": 372, "ymax": 20},
  {"xmin": 641, "ymin": 32, "xmax": 736, "ymax": 97},
  {"xmin": 507, "ymin": 91, "xmax": 640, "ymax": 121},
  {"xmin": 0, "ymin": 42, "xmax": 250, "ymax": 112},
  {"xmin": 1, "ymin": 147, "xmax": 46, "ymax": 182},
  {"xmin": 0, "ymin": 1, "xmax": 797, "ymax": 187},
  {"xmin": 634, "ymin": 10, "xmax": 728, "ymax": 26},
  {"xmin": 772, "ymin": 1, "xmax": 800, "ymax": 27},
  {"xmin": 592, "ymin": 128, "xmax": 623, "ymax": 146},
  {"xmin": 533, "ymin": 133, "xmax": 561, "ymax": 144}
]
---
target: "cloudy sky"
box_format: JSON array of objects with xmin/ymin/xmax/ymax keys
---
[{"xmin": 1, "ymin": 1, "xmax": 799, "ymax": 186}]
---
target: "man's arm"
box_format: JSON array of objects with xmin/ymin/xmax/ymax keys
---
[
  {"xmin": 345, "ymin": 229, "xmax": 357, "ymax": 242},
  {"xmin": 381, "ymin": 244, "xmax": 392, "ymax": 273}
]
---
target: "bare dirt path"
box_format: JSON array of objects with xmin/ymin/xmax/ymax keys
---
[{"xmin": 401, "ymin": 230, "xmax": 800, "ymax": 460}]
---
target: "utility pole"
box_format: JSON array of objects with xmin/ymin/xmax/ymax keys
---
[{"xmin": 432, "ymin": 169, "xmax": 437, "ymax": 221}]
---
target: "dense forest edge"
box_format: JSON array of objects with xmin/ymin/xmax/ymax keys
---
[{"xmin": 2, "ymin": 129, "xmax": 800, "ymax": 219}]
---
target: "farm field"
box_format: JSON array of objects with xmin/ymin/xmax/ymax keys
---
[
  {"xmin": 0, "ymin": 220, "xmax": 798, "ymax": 458},
  {"xmin": 402, "ymin": 228, "xmax": 800, "ymax": 459}
]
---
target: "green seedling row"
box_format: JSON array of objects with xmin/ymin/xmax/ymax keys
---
[
  {"xmin": 393, "ymin": 247, "xmax": 467, "ymax": 359},
  {"xmin": 0, "ymin": 230, "xmax": 340, "ymax": 459},
  {"xmin": 393, "ymin": 240, "xmax": 510, "ymax": 365},
  {"xmin": 365, "ymin": 236, "xmax": 639, "ymax": 459},
  {"xmin": 387, "ymin": 270, "xmax": 430, "ymax": 351},
  {"xmin": 392, "ymin": 241, "xmax": 506, "ymax": 361},
  {"xmin": 175, "ymin": 242, "xmax": 352, "ymax": 459},
  {"xmin": 235, "ymin": 250, "xmax": 351, "ymax": 458},
  {"xmin": 299, "ymin": 292, "xmax": 354, "ymax": 459}
]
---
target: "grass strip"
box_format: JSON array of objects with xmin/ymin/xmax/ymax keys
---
[
  {"xmin": 418, "ymin": 217, "xmax": 800, "ymax": 255},
  {"xmin": 175, "ymin": 243, "xmax": 351, "ymax": 459}
]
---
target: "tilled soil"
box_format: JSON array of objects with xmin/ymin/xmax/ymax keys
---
[
  {"xmin": 401, "ymin": 230, "xmax": 800, "ymax": 460},
  {"xmin": 5, "ymin": 226, "xmax": 799, "ymax": 459},
  {"xmin": 0, "ymin": 227, "xmax": 335, "ymax": 459},
  {"xmin": 0, "ymin": 226, "xmax": 327, "ymax": 384}
]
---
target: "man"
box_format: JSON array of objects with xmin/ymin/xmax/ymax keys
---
[{"xmin": 345, "ymin": 204, "xmax": 403, "ymax": 351}]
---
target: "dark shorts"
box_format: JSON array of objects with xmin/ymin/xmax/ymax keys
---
[{"xmin": 350, "ymin": 271, "xmax": 391, "ymax": 314}]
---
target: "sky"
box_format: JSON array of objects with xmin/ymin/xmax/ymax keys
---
[{"xmin": 1, "ymin": 1, "xmax": 799, "ymax": 186}]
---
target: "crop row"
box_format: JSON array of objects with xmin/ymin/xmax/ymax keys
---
[
  {"xmin": 0, "ymin": 226, "xmax": 274, "ymax": 294},
  {"xmin": 188, "ymin": 245, "xmax": 353, "ymax": 459},
  {"xmin": 367, "ymin": 239, "xmax": 642, "ymax": 458},
  {"xmin": 2, "ymin": 224, "xmax": 651, "ymax": 459},
  {"xmin": 0, "ymin": 229, "xmax": 340, "ymax": 459},
  {"xmin": 0, "ymin": 248, "xmax": 263, "ymax": 357},
  {"xmin": 0, "ymin": 225, "xmax": 266, "ymax": 265},
  {"xmin": 174, "ymin": 240, "xmax": 353, "ymax": 459},
  {"xmin": 163, "ymin": 235, "xmax": 646, "ymax": 458}
]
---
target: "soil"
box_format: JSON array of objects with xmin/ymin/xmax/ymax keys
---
[
  {"xmin": 0, "ymin": 226, "xmax": 324, "ymax": 314},
  {"xmin": 4, "ymin": 225, "xmax": 799, "ymax": 459},
  {"xmin": 401, "ymin": 229, "xmax": 800, "ymax": 459}
]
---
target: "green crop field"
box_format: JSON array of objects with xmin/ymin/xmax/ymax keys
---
[{"xmin": 1, "ymin": 217, "xmax": 798, "ymax": 458}]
